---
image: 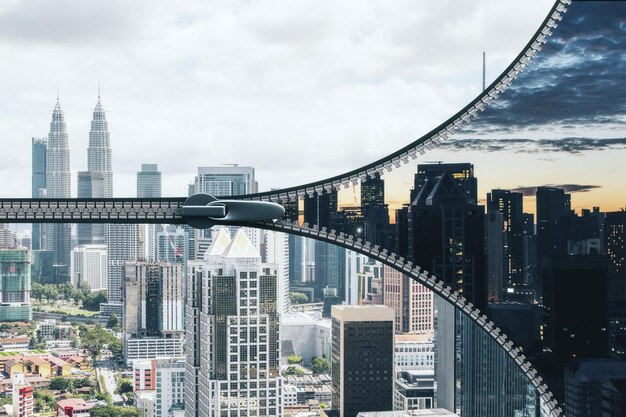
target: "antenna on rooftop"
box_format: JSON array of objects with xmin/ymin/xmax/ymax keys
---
[{"xmin": 482, "ymin": 51, "xmax": 486, "ymax": 91}]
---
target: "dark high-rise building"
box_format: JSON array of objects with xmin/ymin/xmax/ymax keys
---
[
  {"xmin": 605, "ymin": 211, "xmax": 626, "ymax": 358},
  {"xmin": 486, "ymin": 209, "xmax": 504, "ymax": 302},
  {"xmin": 395, "ymin": 205, "xmax": 409, "ymax": 258},
  {"xmin": 567, "ymin": 207, "xmax": 605, "ymax": 255},
  {"xmin": 536, "ymin": 187, "xmax": 571, "ymax": 258},
  {"xmin": 522, "ymin": 213, "xmax": 538, "ymax": 296},
  {"xmin": 411, "ymin": 162, "xmax": 478, "ymax": 204},
  {"xmin": 408, "ymin": 170, "xmax": 486, "ymax": 310},
  {"xmin": 31, "ymin": 137, "xmax": 47, "ymax": 251},
  {"xmin": 487, "ymin": 190, "xmax": 524, "ymax": 293},
  {"xmin": 361, "ymin": 173, "xmax": 384, "ymax": 207},
  {"xmin": 315, "ymin": 240, "xmax": 346, "ymax": 301},
  {"xmin": 304, "ymin": 190, "xmax": 337, "ymax": 229},
  {"xmin": 331, "ymin": 305, "xmax": 394, "ymax": 417},
  {"xmin": 564, "ymin": 359, "xmax": 626, "ymax": 417},
  {"xmin": 542, "ymin": 256, "xmax": 609, "ymax": 379}
]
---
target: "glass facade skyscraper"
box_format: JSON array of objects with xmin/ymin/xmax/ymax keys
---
[
  {"xmin": 0, "ymin": 249, "xmax": 32, "ymax": 321},
  {"xmin": 31, "ymin": 137, "xmax": 47, "ymax": 251}
]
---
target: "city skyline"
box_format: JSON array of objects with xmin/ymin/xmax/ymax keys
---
[{"xmin": 2, "ymin": 1, "xmax": 623, "ymax": 216}]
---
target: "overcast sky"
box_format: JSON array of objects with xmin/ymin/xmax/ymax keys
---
[{"xmin": 0, "ymin": 0, "xmax": 623, "ymax": 214}]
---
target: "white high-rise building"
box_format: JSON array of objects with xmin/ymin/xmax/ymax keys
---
[
  {"xmin": 185, "ymin": 228, "xmax": 282, "ymax": 417},
  {"xmin": 106, "ymin": 224, "xmax": 139, "ymax": 305},
  {"xmin": 44, "ymin": 98, "xmax": 71, "ymax": 280},
  {"xmin": 263, "ymin": 230, "xmax": 290, "ymax": 315},
  {"xmin": 71, "ymin": 245, "xmax": 107, "ymax": 291},
  {"xmin": 155, "ymin": 357, "xmax": 186, "ymax": 417}
]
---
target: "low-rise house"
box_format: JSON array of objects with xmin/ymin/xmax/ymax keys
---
[{"xmin": 56, "ymin": 398, "xmax": 97, "ymax": 417}]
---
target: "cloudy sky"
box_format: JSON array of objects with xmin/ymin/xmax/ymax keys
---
[{"xmin": 0, "ymin": 0, "xmax": 623, "ymax": 215}]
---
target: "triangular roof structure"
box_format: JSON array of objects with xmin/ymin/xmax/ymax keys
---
[
  {"xmin": 426, "ymin": 172, "xmax": 466, "ymax": 206},
  {"xmin": 223, "ymin": 229, "xmax": 260, "ymax": 258},
  {"xmin": 203, "ymin": 228, "xmax": 232, "ymax": 260}
]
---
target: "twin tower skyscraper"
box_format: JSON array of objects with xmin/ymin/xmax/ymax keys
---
[{"xmin": 32, "ymin": 94, "xmax": 112, "ymax": 282}]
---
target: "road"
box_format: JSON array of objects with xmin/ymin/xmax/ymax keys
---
[{"xmin": 96, "ymin": 364, "xmax": 124, "ymax": 404}]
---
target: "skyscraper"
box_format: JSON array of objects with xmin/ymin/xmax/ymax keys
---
[
  {"xmin": 71, "ymin": 244, "xmax": 107, "ymax": 291},
  {"xmin": 137, "ymin": 164, "xmax": 162, "ymax": 198},
  {"xmin": 383, "ymin": 265, "xmax": 433, "ymax": 334},
  {"xmin": 31, "ymin": 137, "xmax": 47, "ymax": 251},
  {"xmin": 185, "ymin": 228, "xmax": 282, "ymax": 417},
  {"xmin": 606, "ymin": 211, "xmax": 626, "ymax": 358},
  {"xmin": 88, "ymin": 95, "xmax": 112, "ymax": 197},
  {"xmin": 487, "ymin": 190, "xmax": 524, "ymax": 294},
  {"xmin": 485, "ymin": 209, "xmax": 504, "ymax": 302},
  {"xmin": 331, "ymin": 305, "xmax": 395, "ymax": 417},
  {"xmin": 76, "ymin": 171, "xmax": 105, "ymax": 244},
  {"xmin": 0, "ymin": 249, "xmax": 32, "ymax": 321},
  {"xmin": 44, "ymin": 98, "xmax": 71, "ymax": 282},
  {"xmin": 137, "ymin": 164, "xmax": 162, "ymax": 261}
]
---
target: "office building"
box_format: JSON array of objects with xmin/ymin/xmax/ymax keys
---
[
  {"xmin": 105, "ymin": 223, "xmax": 139, "ymax": 306},
  {"xmin": 280, "ymin": 312, "xmax": 332, "ymax": 365},
  {"xmin": 315, "ymin": 240, "xmax": 346, "ymax": 301},
  {"xmin": 361, "ymin": 173, "xmax": 391, "ymax": 248},
  {"xmin": 536, "ymin": 187, "xmax": 571, "ymax": 298},
  {"xmin": 606, "ymin": 211, "xmax": 626, "ymax": 358},
  {"xmin": 487, "ymin": 190, "xmax": 524, "ymax": 293},
  {"xmin": 185, "ymin": 228, "xmax": 282, "ymax": 417},
  {"xmin": 522, "ymin": 213, "xmax": 537, "ymax": 299},
  {"xmin": 138, "ymin": 164, "xmax": 162, "ymax": 261},
  {"xmin": 31, "ymin": 137, "xmax": 47, "ymax": 251},
  {"xmin": 564, "ymin": 359, "xmax": 626, "ymax": 417},
  {"xmin": 156, "ymin": 225, "xmax": 188, "ymax": 264},
  {"xmin": 125, "ymin": 338, "xmax": 184, "ymax": 367},
  {"xmin": 383, "ymin": 265, "xmax": 433, "ymax": 335},
  {"xmin": 155, "ymin": 357, "xmax": 186, "ymax": 417},
  {"xmin": 394, "ymin": 334, "xmax": 434, "ymax": 371},
  {"xmin": 138, "ymin": 164, "xmax": 162, "ymax": 198},
  {"xmin": 123, "ymin": 261, "xmax": 185, "ymax": 338},
  {"xmin": 542, "ymin": 256, "xmax": 609, "ymax": 377},
  {"xmin": 194, "ymin": 166, "xmax": 257, "ymax": 196},
  {"xmin": 133, "ymin": 359, "xmax": 156, "ymax": 391},
  {"xmin": 264, "ymin": 230, "xmax": 290, "ymax": 315},
  {"xmin": 486, "ymin": 302, "xmax": 541, "ymax": 356},
  {"xmin": 411, "ymin": 162, "xmax": 477, "ymax": 204},
  {"xmin": 567, "ymin": 207, "xmax": 604, "ymax": 255},
  {"xmin": 331, "ymin": 305, "xmax": 395, "ymax": 417},
  {"xmin": 393, "ymin": 370, "xmax": 435, "ymax": 411},
  {"xmin": 44, "ymin": 99, "xmax": 71, "ymax": 283},
  {"xmin": 485, "ymin": 209, "xmax": 504, "ymax": 302},
  {"xmin": 0, "ymin": 249, "xmax": 32, "ymax": 322},
  {"xmin": 76, "ymin": 171, "xmax": 106, "ymax": 245},
  {"xmin": 70, "ymin": 245, "xmax": 107, "ymax": 291},
  {"xmin": 288, "ymin": 235, "xmax": 307, "ymax": 284}
]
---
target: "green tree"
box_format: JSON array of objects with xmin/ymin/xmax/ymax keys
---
[
  {"xmin": 33, "ymin": 391, "xmax": 56, "ymax": 412},
  {"xmin": 81, "ymin": 325, "xmax": 117, "ymax": 359},
  {"xmin": 289, "ymin": 292, "xmax": 309, "ymax": 305},
  {"xmin": 311, "ymin": 357, "xmax": 330, "ymax": 375},
  {"xmin": 49, "ymin": 376, "xmax": 73, "ymax": 391},
  {"xmin": 60, "ymin": 281, "xmax": 76, "ymax": 300},
  {"xmin": 73, "ymin": 291, "xmax": 85, "ymax": 305},
  {"xmin": 107, "ymin": 313, "xmax": 121, "ymax": 331},
  {"xmin": 116, "ymin": 378, "xmax": 133, "ymax": 395},
  {"xmin": 31, "ymin": 282, "xmax": 45, "ymax": 302},
  {"xmin": 287, "ymin": 355, "xmax": 303, "ymax": 365},
  {"xmin": 83, "ymin": 290, "xmax": 107, "ymax": 311},
  {"xmin": 43, "ymin": 284, "xmax": 59, "ymax": 303},
  {"xmin": 283, "ymin": 366, "xmax": 305, "ymax": 376}
]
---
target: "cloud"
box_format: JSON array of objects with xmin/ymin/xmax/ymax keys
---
[
  {"xmin": 466, "ymin": 2, "xmax": 626, "ymax": 132},
  {"xmin": 510, "ymin": 184, "xmax": 602, "ymax": 197},
  {"xmin": 440, "ymin": 137, "xmax": 626, "ymax": 154}
]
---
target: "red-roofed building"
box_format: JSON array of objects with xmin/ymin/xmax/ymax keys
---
[{"xmin": 56, "ymin": 398, "xmax": 95, "ymax": 417}]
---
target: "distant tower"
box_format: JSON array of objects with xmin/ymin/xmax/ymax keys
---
[
  {"xmin": 137, "ymin": 164, "xmax": 162, "ymax": 260},
  {"xmin": 78, "ymin": 94, "xmax": 112, "ymax": 245},
  {"xmin": 44, "ymin": 98, "xmax": 71, "ymax": 282},
  {"xmin": 31, "ymin": 137, "xmax": 47, "ymax": 250}
]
